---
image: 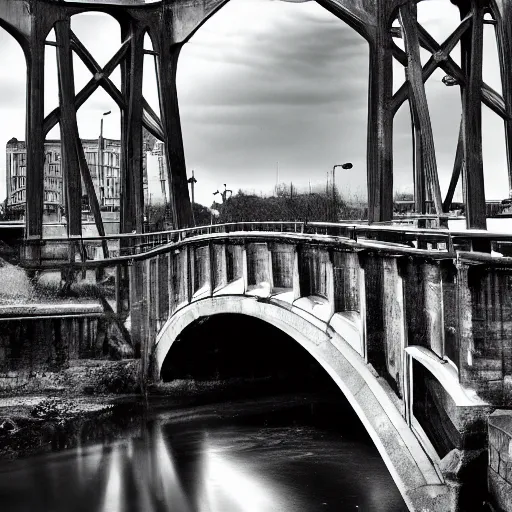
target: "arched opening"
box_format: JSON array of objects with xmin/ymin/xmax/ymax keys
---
[
  {"xmin": 177, "ymin": 0, "xmax": 369, "ymax": 218},
  {"xmin": 161, "ymin": 313, "xmax": 337, "ymax": 394},
  {"xmin": 481, "ymin": 13, "xmax": 508, "ymax": 203},
  {"xmin": 392, "ymin": 1, "xmax": 463, "ymax": 211},
  {"xmin": 143, "ymin": 32, "xmax": 170, "ymax": 231},
  {"xmin": 0, "ymin": 26, "xmax": 27, "ymax": 226},
  {"xmin": 160, "ymin": 312, "xmax": 408, "ymax": 510},
  {"xmin": 68, "ymin": 12, "xmax": 122, "ymax": 229}
]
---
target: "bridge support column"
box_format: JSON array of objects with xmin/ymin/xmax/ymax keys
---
[
  {"xmin": 120, "ymin": 21, "xmax": 145, "ymax": 236},
  {"xmin": 399, "ymin": 2, "xmax": 443, "ymax": 216},
  {"xmin": 24, "ymin": 16, "xmax": 47, "ymax": 264},
  {"xmin": 366, "ymin": 10, "xmax": 393, "ymax": 224},
  {"xmin": 458, "ymin": 0, "xmax": 488, "ymax": 233},
  {"xmin": 55, "ymin": 18, "xmax": 84, "ymax": 269}
]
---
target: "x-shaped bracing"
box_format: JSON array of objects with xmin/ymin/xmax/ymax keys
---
[
  {"xmin": 43, "ymin": 32, "xmax": 165, "ymax": 141},
  {"xmin": 390, "ymin": 14, "xmax": 508, "ymax": 119}
]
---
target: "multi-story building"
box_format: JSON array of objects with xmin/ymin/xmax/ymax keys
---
[
  {"xmin": 6, "ymin": 138, "xmax": 64, "ymax": 222},
  {"xmin": 5, "ymin": 137, "xmax": 125, "ymax": 222},
  {"xmin": 82, "ymin": 138, "xmax": 121, "ymax": 213},
  {"xmin": 5, "ymin": 131, "xmax": 158, "ymax": 223}
]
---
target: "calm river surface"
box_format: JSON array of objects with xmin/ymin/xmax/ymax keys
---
[{"xmin": 0, "ymin": 394, "xmax": 407, "ymax": 512}]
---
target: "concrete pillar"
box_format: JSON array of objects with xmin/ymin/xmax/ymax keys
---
[
  {"xmin": 456, "ymin": 263, "xmax": 475, "ymax": 388},
  {"xmin": 211, "ymin": 243, "xmax": 227, "ymax": 294},
  {"xmin": 169, "ymin": 250, "xmax": 179, "ymax": 313},
  {"xmin": 170, "ymin": 251, "xmax": 175, "ymax": 317},
  {"xmin": 186, "ymin": 245, "xmax": 192, "ymax": 304},
  {"xmin": 441, "ymin": 261, "xmax": 458, "ymax": 368},
  {"xmin": 325, "ymin": 249, "xmax": 335, "ymax": 318},
  {"xmin": 148, "ymin": 258, "xmax": 158, "ymax": 337},
  {"xmin": 269, "ymin": 243, "xmax": 294, "ymax": 291},
  {"xmin": 292, "ymin": 245, "xmax": 301, "ymax": 301},
  {"xmin": 332, "ymin": 251, "xmax": 361, "ymax": 313},
  {"xmin": 402, "ymin": 258, "xmax": 447, "ymax": 358},
  {"xmin": 359, "ymin": 263, "xmax": 368, "ymax": 362},
  {"xmin": 208, "ymin": 243, "xmax": 215, "ymax": 297},
  {"xmin": 423, "ymin": 261, "xmax": 445, "ymax": 358},
  {"xmin": 246, "ymin": 243, "xmax": 272, "ymax": 290},
  {"xmin": 128, "ymin": 259, "xmax": 144, "ymax": 359},
  {"xmin": 192, "ymin": 245, "xmax": 210, "ymax": 297},
  {"xmin": 157, "ymin": 254, "xmax": 169, "ymax": 329},
  {"xmin": 382, "ymin": 256, "xmax": 407, "ymax": 398}
]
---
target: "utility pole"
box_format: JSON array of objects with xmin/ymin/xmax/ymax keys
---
[{"xmin": 275, "ymin": 161, "xmax": 279, "ymax": 195}]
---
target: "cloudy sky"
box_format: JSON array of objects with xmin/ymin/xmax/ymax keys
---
[{"xmin": 0, "ymin": 0, "xmax": 508, "ymax": 208}]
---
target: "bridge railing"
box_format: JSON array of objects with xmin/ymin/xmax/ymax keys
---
[
  {"xmin": 22, "ymin": 220, "xmax": 512, "ymax": 267},
  {"xmin": 21, "ymin": 222, "xmax": 307, "ymax": 265}
]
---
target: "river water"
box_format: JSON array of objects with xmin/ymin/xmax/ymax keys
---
[{"xmin": 0, "ymin": 394, "xmax": 407, "ymax": 512}]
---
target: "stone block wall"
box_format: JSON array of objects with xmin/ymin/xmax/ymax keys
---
[{"xmin": 488, "ymin": 410, "xmax": 512, "ymax": 512}]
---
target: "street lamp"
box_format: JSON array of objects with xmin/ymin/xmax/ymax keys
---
[
  {"xmin": 332, "ymin": 163, "xmax": 353, "ymax": 221},
  {"xmin": 98, "ymin": 110, "xmax": 111, "ymax": 209},
  {"xmin": 213, "ymin": 184, "xmax": 232, "ymax": 204},
  {"xmin": 187, "ymin": 170, "xmax": 197, "ymax": 208},
  {"xmin": 99, "ymin": 110, "xmax": 111, "ymax": 140},
  {"xmin": 187, "ymin": 170, "xmax": 197, "ymax": 226}
]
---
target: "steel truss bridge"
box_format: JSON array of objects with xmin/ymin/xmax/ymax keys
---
[{"xmin": 0, "ymin": 0, "xmax": 510, "ymax": 262}]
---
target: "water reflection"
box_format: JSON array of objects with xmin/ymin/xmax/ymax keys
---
[{"xmin": 0, "ymin": 400, "xmax": 407, "ymax": 512}]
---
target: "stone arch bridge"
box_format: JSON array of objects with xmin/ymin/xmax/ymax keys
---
[{"xmin": 17, "ymin": 221, "xmax": 512, "ymax": 511}]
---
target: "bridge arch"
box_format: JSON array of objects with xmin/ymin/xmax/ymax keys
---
[{"xmin": 154, "ymin": 295, "xmax": 450, "ymax": 510}]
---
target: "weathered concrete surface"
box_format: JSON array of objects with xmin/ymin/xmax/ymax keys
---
[
  {"xmin": 488, "ymin": 410, "xmax": 512, "ymax": 511},
  {"xmin": 0, "ymin": 302, "xmax": 133, "ymax": 392}
]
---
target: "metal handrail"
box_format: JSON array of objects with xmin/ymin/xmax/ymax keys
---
[{"xmin": 23, "ymin": 220, "xmax": 512, "ymax": 267}]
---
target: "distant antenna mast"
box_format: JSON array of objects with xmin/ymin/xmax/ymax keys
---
[{"xmin": 275, "ymin": 161, "xmax": 279, "ymax": 195}]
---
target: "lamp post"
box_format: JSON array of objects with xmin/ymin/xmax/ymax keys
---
[
  {"xmin": 187, "ymin": 170, "xmax": 197, "ymax": 208},
  {"xmin": 213, "ymin": 184, "xmax": 232, "ymax": 204},
  {"xmin": 187, "ymin": 170, "xmax": 197, "ymax": 225},
  {"xmin": 98, "ymin": 110, "xmax": 111, "ymax": 209},
  {"xmin": 332, "ymin": 163, "xmax": 353, "ymax": 221}
]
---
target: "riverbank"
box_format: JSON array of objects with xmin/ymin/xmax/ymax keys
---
[
  {"xmin": 0, "ymin": 394, "xmax": 145, "ymax": 460},
  {"xmin": 0, "ymin": 373, "xmax": 331, "ymax": 461}
]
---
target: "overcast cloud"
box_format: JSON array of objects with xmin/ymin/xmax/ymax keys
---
[{"xmin": 0, "ymin": 0, "xmax": 508, "ymax": 208}]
